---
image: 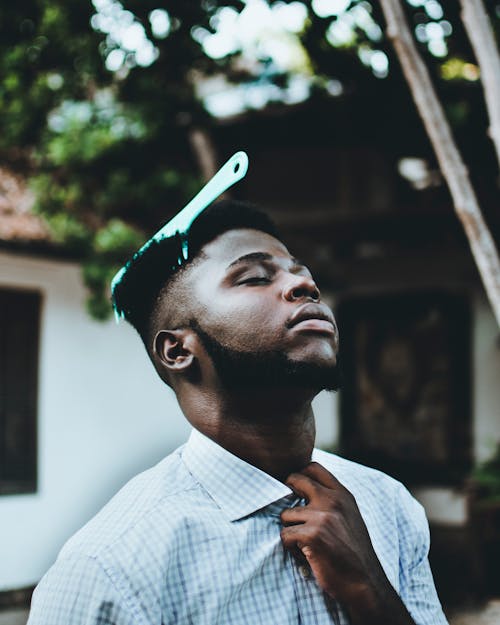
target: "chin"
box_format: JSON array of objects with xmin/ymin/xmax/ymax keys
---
[
  {"xmin": 284, "ymin": 355, "xmax": 342, "ymax": 392},
  {"xmin": 289, "ymin": 342, "xmax": 338, "ymax": 366}
]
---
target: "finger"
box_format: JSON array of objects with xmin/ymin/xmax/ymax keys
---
[
  {"xmin": 286, "ymin": 472, "xmax": 323, "ymax": 502},
  {"xmin": 280, "ymin": 526, "xmax": 318, "ymax": 564},
  {"xmin": 301, "ymin": 462, "xmax": 343, "ymax": 490},
  {"xmin": 280, "ymin": 506, "xmax": 313, "ymax": 525},
  {"xmin": 280, "ymin": 524, "xmax": 314, "ymax": 551}
]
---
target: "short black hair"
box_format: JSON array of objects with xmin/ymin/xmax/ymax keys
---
[{"xmin": 111, "ymin": 199, "xmax": 280, "ymax": 346}]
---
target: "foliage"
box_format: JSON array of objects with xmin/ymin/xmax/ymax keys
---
[
  {"xmin": 471, "ymin": 444, "xmax": 500, "ymax": 505},
  {"xmin": 1, "ymin": 0, "xmax": 499, "ymax": 318}
]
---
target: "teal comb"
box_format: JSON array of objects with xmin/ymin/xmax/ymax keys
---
[{"xmin": 111, "ymin": 151, "xmax": 249, "ymax": 321}]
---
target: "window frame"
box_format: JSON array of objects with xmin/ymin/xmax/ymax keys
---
[{"xmin": 0, "ymin": 286, "xmax": 41, "ymax": 495}]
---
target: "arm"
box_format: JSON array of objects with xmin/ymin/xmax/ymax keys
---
[
  {"xmin": 28, "ymin": 553, "xmax": 146, "ymax": 625},
  {"xmin": 280, "ymin": 463, "xmax": 447, "ymax": 625}
]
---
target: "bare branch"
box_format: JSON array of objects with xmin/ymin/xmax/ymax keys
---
[
  {"xmin": 460, "ymin": 0, "xmax": 500, "ymax": 171},
  {"xmin": 379, "ymin": 0, "xmax": 500, "ymax": 327}
]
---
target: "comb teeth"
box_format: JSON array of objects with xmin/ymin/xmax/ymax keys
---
[{"xmin": 111, "ymin": 232, "xmax": 186, "ymax": 326}]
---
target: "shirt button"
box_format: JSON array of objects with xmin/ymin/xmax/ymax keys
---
[{"xmin": 299, "ymin": 564, "xmax": 311, "ymax": 579}]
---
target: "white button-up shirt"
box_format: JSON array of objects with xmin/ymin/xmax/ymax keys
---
[{"xmin": 28, "ymin": 428, "xmax": 448, "ymax": 625}]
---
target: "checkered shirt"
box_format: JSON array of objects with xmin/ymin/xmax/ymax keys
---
[{"xmin": 28, "ymin": 428, "xmax": 448, "ymax": 625}]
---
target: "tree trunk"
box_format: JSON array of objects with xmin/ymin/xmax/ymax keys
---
[
  {"xmin": 379, "ymin": 0, "xmax": 500, "ymax": 328},
  {"xmin": 460, "ymin": 0, "xmax": 500, "ymax": 172},
  {"xmin": 188, "ymin": 127, "xmax": 219, "ymax": 182}
]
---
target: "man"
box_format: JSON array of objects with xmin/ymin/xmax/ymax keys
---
[{"xmin": 28, "ymin": 183, "xmax": 448, "ymax": 623}]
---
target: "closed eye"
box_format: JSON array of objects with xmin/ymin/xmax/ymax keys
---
[{"xmin": 237, "ymin": 276, "xmax": 271, "ymax": 285}]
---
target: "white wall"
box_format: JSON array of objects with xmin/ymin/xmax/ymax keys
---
[
  {"xmin": 0, "ymin": 251, "xmax": 190, "ymax": 590},
  {"xmin": 313, "ymin": 391, "xmax": 338, "ymax": 451},
  {"xmin": 313, "ymin": 291, "xmax": 339, "ymax": 451},
  {"xmin": 473, "ymin": 293, "xmax": 500, "ymax": 464}
]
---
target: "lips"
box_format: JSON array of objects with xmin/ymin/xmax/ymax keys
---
[{"xmin": 287, "ymin": 303, "xmax": 336, "ymax": 333}]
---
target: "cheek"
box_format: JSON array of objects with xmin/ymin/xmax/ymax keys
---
[{"xmin": 206, "ymin": 298, "xmax": 284, "ymax": 349}]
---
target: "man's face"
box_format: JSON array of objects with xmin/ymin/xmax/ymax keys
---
[{"xmin": 184, "ymin": 228, "xmax": 340, "ymax": 391}]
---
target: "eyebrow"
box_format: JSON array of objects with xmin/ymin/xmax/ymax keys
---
[{"xmin": 226, "ymin": 252, "xmax": 305, "ymax": 270}]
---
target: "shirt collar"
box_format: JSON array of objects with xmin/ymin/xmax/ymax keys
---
[{"xmin": 182, "ymin": 428, "xmax": 294, "ymax": 522}]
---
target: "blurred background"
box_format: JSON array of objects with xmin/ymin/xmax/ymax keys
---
[{"xmin": 0, "ymin": 0, "xmax": 499, "ymax": 623}]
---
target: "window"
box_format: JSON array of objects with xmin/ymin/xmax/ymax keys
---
[
  {"xmin": 338, "ymin": 291, "xmax": 471, "ymax": 486},
  {"xmin": 0, "ymin": 288, "xmax": 41, "ymax": 494}
]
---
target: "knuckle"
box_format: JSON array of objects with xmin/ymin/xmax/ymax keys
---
[
  {"xmin": 315, "ymin": 510, "xmax": 330, "ymax": 524},
  {"xmin": 322, "ymin": 494, "xmax": 340, "ymax": 512}
]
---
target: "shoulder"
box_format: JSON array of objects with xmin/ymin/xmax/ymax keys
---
[{"xmin": 32, "ymin": 444, "xmax": 208, "ymax": 623}]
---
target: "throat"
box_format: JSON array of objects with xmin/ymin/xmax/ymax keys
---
[{"xmin": 194, "ymin": 397, "xmax": 316, "ymax": 482}]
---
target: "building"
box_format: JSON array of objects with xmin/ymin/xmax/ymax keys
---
[{"xmin": 0, "ymin": 108, "xmax": 499, "ymax": 608}]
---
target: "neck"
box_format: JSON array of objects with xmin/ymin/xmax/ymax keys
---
[{"xmin": 179, "ymin": 386, "xmax": 317, "ymax": 482}]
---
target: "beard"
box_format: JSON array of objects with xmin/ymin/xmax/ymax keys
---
[{"xmin": 189, "ymin": 319, "xmax": 342, "ymax": 392}]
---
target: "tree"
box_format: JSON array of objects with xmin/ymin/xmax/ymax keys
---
[{"xmin": 1, "ymin": 0, "xmax": 499, "ymax": 318}]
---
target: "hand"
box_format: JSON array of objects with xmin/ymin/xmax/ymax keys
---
[{"xmin": 280, "ymin": 462, "xmax": 415, "ymax": 624}]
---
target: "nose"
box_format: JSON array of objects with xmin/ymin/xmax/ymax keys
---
[{"xmin": 283, "ymin": 274, "xmax": 320, "ymax": 302}]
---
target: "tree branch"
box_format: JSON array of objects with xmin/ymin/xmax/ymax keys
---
[
  {"xmin": 379, "ymin": 0, "xmax": 500, "ymax": 327},
  {"xmin": 460, "ymin": 0, "xmax": 500, "ymax": 172}
]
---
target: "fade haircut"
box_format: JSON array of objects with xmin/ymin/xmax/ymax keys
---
[{"xmin": 111, "ymin": 199, "xmax": 280, "ymax": 360}]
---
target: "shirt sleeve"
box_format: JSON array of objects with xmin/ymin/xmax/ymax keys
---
[
  {"xmin": 27, "ymin": 552, "xmax": 147, "ymax": 625},
  {"xmin": 396, "ymin": 485, "xmax": 449, "ymax": 625}
]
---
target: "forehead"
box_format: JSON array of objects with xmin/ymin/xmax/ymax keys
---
[{"xmin": 199, "ymin": 228, "xmax": 291, "ymax": 266}]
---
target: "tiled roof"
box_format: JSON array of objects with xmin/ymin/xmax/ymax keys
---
[{"xmin": 0, "ymin": 167, "xmax": 51, "ymax": 243}]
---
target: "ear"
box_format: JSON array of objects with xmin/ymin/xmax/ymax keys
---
[{"xmin": 153, "ymin": 329, "xmax": 197, "ymax": 376}]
